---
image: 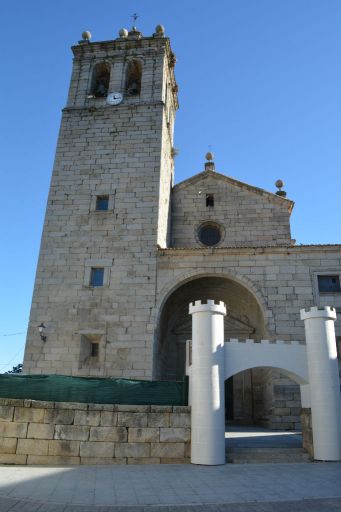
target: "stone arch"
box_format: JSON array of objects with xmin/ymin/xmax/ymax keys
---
[
  {"xmin": 223, "ymin": 341, "xmax": 308, "ymax": 426},
  {"xmin": 154, "ymin": 271, "xmax": 272, "ymax": 380},
  {"xmin": 90, "ymin": 61, "xmax": 111, "ymax": 98},
  {"xmin": 225, "ymin": 361, "xmax": 308, "ymax": 385},
  {"xmin": 125, "ymin": 59, "xmax": 143, "ymax": 96},
  {"xmin": 156, "ymin": 269, "xmax": 274, "ymax": 333}
]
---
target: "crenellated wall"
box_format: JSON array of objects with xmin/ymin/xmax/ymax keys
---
[{"xmin": 0, "ymin": 398, "xmax": 190, "ymax": 465}]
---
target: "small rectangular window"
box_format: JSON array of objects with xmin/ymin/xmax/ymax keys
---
[
  {"xmin": 90, "ymin": 342, "xmax": 99, "ymax": 357},
  {"xmin": 206, "ymin": 194, "xmax": 214, "ymax": 207},
  {"xmin": 90, "ymin": 267, "xmax": 104, "ymax": 287},
  {"xmin": 95, "ymin": 195, "xmax": 109, "ymax": 211},
  {"xmin": 318, "ymin": 275, "xmax": 341, "ymax": 293}
]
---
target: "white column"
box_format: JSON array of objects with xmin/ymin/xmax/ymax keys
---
[
  {"xmin": 300, "ymin": 306, "xmax": 341, "ymax": 461},
  {"xmin": 189, "ymin": 299, "xmax": 226, "ymax": 465}
]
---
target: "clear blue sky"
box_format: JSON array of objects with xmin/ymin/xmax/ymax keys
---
[{"xmin": 1, "ymin": 0, "xmax": 340, "ymax": 372}]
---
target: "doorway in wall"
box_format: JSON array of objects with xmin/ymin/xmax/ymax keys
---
[{"xmin": 225, "ymin": 367, "xmax": 306, "ymax": 463}]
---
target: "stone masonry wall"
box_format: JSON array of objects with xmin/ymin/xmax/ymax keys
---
[
  {"xmin": 23, "ymin": 35, "xmax": 178, "ymax": 379},
  {"xmin": 23, "ymin": 104, "xmax": 163, "ymax": 378},
  {"xmin": 171, "ymin": 172, "xmax": 293, "ymax": 248},
  {"xmin": 0, "ymin": 398, "xmax": 190, "ymax": 465},
  {"xmin": 271, "ymin": 377, "xmax": 302, "ymax": 430},
  {"xmin": 157, "ymin": 246, "xmax": 341, "ymax": 342}
]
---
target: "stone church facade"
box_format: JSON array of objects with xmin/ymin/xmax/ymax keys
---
[{"xmin": 23, "ymin": 26, "xmax": 341, "ymax": 428}]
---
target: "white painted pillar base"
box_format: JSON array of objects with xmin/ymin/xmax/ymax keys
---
[
  {"xmin": 300, "ymin": 306, "xmax": 341, "ymax": 461},
  {"xmin": 189, "ymin": 300, "xmax": 226, "ymax": 465}
]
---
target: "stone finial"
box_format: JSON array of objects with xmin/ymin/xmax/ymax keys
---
[
  {"xmin": 128, "ymin": 26, "xmax": 143, "ymax": 39},
  {"xmin": 205, "ymin": 152, "xmax": 215, "ymax": 171},
  {"xmin": 119, "ymin": 28, "xmax": 128, "ymax": 38},
  {"xmin": 275, "ymin": 179, "xmax": 287, "ymax": 197},
  {"xmin": 154, "ymin": 24, "xmax": 165, "ymax": 37},
  {"xmin": 79, "ymin": 31, "xmax": 91, "ymax": 44}
]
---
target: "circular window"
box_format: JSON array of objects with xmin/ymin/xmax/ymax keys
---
[{"xmin": 198, "ymin": 223, "xmax": 221, "ymax": 246}]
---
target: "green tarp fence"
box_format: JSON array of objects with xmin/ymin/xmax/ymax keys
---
[{"xmin": 0, "ymin": 374, "xmax": 188, "ymax": 406}]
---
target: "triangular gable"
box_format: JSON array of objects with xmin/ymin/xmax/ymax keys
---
[{"xmin": 173, "ymin": 170, "xmax": 294, "ymax": 212}]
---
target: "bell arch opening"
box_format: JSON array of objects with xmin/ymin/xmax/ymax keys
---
[
  {"xmin": 154, "ymin": 275, "xmax": 267, "ymax": 381},
  {"xmin": 125, "ymin": 59, "xmax": 142, "ymax": 96},
  {"xmin": 90, "ymin": 62, "xmax": 111, "ymax": 98}
]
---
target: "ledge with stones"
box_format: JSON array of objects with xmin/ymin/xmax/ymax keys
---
[{"xmin": 0, "ymin": 398, "xmax": 191, "ymax": 465}]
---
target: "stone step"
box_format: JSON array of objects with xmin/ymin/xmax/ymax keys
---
[{"xmin": 226, "ymin": 447, "xmax": 311, "ymax": 464}]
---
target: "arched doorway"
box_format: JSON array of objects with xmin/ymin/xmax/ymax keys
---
[
  {"xmin": 225, "ymin": 366, "xmax": 302, "ymax": 429},
  {"xmin": 154, "ymin": 276, "xmax": 267, "ymax": 413},
  {"xmin": 225, "ymin": 366, "xmax": 305, "ymax": 462}
]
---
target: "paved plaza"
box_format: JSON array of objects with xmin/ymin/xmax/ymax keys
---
[
  {"xmin": 0, "ymin": 428, "xmax": 340, "ymax": 511},
  {"xmin": 0, "ymin": 461, "xmax": 340, "ymax": 511}
]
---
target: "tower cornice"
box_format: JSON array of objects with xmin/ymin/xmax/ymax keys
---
[{"xmin": 72, "ymin": 36, "xmax": 171, "ymax": 57}]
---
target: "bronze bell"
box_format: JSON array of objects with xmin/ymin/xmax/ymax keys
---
[{"xmin": 128, "ymin": 81, "xmax": 139, "ymax": 95}]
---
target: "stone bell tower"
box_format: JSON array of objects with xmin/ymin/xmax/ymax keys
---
[{"xmin": 23, "ymin": 24, "xmax": 178, "ymax": 378}]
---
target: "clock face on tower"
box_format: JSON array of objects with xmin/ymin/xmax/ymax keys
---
[{"xmin": 106, "ymin": 92, "xmax": 123, "ymax": 105}]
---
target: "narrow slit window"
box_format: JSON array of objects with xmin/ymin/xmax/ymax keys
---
[
  {"xmin": 206, "ymin": 194, "xmax": 214, "ymax": 207},
  {"xmin": 317, "ymin": 275, "xmax": 341, "ymax": 293},
  {"xmin": 96, "ymin": 195, "xmax": 109, "ymax": 211},
  {"xmin": 90, "ymin": 267, "xmax": 104, "ymax": 287},
  {"xmin": 90, "ymin": 343, "xmax": 99, "ymax": 357}
]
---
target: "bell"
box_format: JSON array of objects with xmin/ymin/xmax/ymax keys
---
[
  {"xmin": 95, "ymin": 82, "xmax": 107, "ymax": 97},
  {"xmin": 128, "ymin": 81, "xmax": 139, "ymax": 95}
]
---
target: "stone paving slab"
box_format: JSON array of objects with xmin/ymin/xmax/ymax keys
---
[
  {"xmin": 0, "ymin": 463, "xmax": 340, "ymax": 510},
  {"xmin": 1, "ymin": 496, "xmax": 341, "ymax": 511}
]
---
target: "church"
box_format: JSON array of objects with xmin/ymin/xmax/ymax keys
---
[{"xmin": 23, "ymin": 24, "xmax": 341, "ymax": 430}]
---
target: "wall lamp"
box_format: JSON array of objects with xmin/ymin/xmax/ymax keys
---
[{"xmin": 38, "ymin": 322, "xmax": 47, "ymax": 342}]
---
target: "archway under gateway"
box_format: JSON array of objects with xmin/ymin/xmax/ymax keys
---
[
  {"xmin": 225, "ymin": 365, "xmax": 307, "ymax": 460},
  {"xmin": 154, "ymin": 275, "xmax": 267, "ymax": 382},
  {"xmin": 224, "ymin": 340, "xmax": 308, "ymax": 428},
  {"xmin": 225, "ymin": 364, "xmax": 305, "ymax": 430}
]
